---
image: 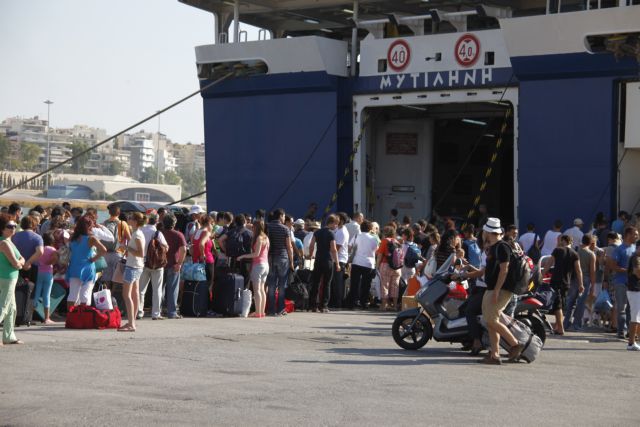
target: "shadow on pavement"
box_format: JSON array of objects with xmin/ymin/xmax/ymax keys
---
[{"xmin": 289, "ymin": 346, "xmax": 478, "ymax": 366}]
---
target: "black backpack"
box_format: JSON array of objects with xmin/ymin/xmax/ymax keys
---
[
  {"xmin": 226, "ymin": 227, "xmax": 249, "ymax": 258},
  {"xmin": 497, "ymin": 241, "xmax": 532, "ymax": 295},
  {"xmin": 526, "ymin": 235, "xmax": 541, "ymax": 264}
]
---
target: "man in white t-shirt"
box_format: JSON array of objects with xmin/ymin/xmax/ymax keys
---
[
  {"xmin": 518, "ymin": 223, "xmax": 539, "ymax": 254},
  {"xmin": 541, "ymin": 220, "xmax": 563, "ymax": 257},
  {"xmin": 330, "ymin": 212, "xmax": 350, "ymax": 308},
  {"xmin": 138, "ymin": 212, "xmax": 168, "ymax": 320},
  {"xmin": 345, "ymin": 212, "xmax": 363, "ymax": 249},
  {"xmin": 564, "ymin": 218, "xmax": 584, "ymax": 251}
]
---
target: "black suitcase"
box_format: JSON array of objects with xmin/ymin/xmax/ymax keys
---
[
  {"xmin": 15, "ymin": 277, "xmax": 35, "ymax": 327},
  {"xmin": 181, "ymin": 280, "xmax": 210, "ymax": 317},
  {"xmin": 212, "ymin": 273, "xmax": 244, "ymax": 316}
]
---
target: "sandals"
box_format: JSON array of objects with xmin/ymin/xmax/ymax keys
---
[
  {"xmin": 118, "ymin": 324, "xmax": 136, "ymax": 332},
  {"xmin": 2, "ymin": 340, "xmax": 24, "ymax": 345}
]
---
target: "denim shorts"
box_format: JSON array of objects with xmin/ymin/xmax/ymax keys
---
[
  {"xmin": 250, "ymin": 263, "xmax": 269, "ymax": 284},
  {"xmin": 123, "ymin": 266, "xmax": 143, "ymax": 284}
]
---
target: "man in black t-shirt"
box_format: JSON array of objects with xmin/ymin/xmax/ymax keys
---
[
  {"xmin": 308, "ymin": 214, "xmax": 340, "ymax": 313},
  {"xmin": 545, "ymin": 234, "xmax": 583, "ymax": 335},
  {"xmin": 480, "ymin": 217, "xmax": 523, "ymax": 365}
]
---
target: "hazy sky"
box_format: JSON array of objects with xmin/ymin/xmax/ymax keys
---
[{"xmin": 0, "ymin": 0, "xmax": 258, "ymax": 144}]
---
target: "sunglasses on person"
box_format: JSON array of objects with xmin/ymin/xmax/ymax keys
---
[{"xmin": 5, "ymin": 223, "xmax": 17, "ymax": 230}]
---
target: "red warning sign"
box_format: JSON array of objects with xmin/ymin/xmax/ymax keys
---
[
  {"xmin": 387, "ymin": 40, "xmax": 411, "ymax": 72},
  {"xmin": 455, "ymin": 34, "xmax": 481, "ymax": 67}
]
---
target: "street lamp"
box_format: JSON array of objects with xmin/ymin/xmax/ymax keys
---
[
  {"xmin": 44, "ymin": 99, "xmax": 53, "ymax": 193},
  {"xmin": 156, "ymin": 112, "xmax": 161, "ymax": 184}
]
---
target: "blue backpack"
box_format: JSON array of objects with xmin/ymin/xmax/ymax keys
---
[{"xmin": 403, "ymin": 243, "xmax": 421, "ymax": 268}]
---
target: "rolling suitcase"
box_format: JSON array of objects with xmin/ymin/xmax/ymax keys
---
[
  {"xmin": 181, "ymin": 280, "xmax": 210, "ymax": 317},
  {"xmin": 34, "ymin": 280, "xmax": 66, "ymax": 321},
  {"xmin": 212, "ymin": 273, "xmax": 244, "ymax": 316},
  {"xmin": 15, "ymin": 277, "xmax": 35, "ymax": 327}
]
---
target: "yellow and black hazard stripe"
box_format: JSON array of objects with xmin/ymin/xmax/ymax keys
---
[
  {"xmin": 463, "ymin": 107, "xmax": 513, "ymax": 228},
  {"xmin": 322, "ymin": 115, "xmax": 371, "ymax": 219}
]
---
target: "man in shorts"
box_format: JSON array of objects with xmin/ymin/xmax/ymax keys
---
[{"xmin": 545, "ymin": 234, "xmax": 583, "ymax": 335}]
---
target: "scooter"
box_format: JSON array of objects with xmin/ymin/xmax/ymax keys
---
[{"xmin": 392, "ymin": 255, "xmax": 546, "ymax": 351}]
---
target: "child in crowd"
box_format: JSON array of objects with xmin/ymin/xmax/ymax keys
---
[{"xmin": 35, "ymin": 232, "xmax": 59, "ymax": 324}]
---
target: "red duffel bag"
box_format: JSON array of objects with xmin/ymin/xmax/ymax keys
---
[
  {"xmin": 65, "ymin": 305, "xmax": 121, "ymax": 329},
  {"xmin": 102, "ymin": 307, "xmax": 122, "ymax": 329}
]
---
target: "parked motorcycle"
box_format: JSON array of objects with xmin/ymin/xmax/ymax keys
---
[{"xmin": 392, "ymin": 255, "xmax": 546, "ymax": 351}]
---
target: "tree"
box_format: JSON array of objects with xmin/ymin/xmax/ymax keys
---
[
  {"xmin": 20, "ymin": 143, "xmax": 42, "ymax": 171},
  {"xmin": 107, "ymin": 159, "xmax": 124, "ymax": 176},
  {"xmin": 164, "ymin": 170, "xmax": 181, "ymax": 185},
  {"xmin": 0, "ymin": 134, "xmax": 9, "ymax": 169},
  {"xmin": 179, "ymin": 168, "xmax": 205, "ymax": 197},
  {"xmin": 70, "ymin": 139, "xmax": 90, "ymax": 173},
  {"xmin": 139, "ymin": 166, "xmax": 158, "ymax": 184}
]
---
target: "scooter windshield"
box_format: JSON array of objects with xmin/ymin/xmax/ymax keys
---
[{"xmin": 434, "ymin": 253, "xmax": 455, "ymax": 277}]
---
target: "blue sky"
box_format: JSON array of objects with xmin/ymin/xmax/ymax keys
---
[{"xmin": 0, "ymin": 0, "xmax": 258, "ymax": 144}]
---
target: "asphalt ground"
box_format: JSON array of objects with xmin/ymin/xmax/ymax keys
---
[{"xmin": 0, "ymin": 310, "xmax": 638, "ymax": 426}]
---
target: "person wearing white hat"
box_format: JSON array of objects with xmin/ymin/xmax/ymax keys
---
[
  {"xmin": 185, "ymin": 205, "xmax": 204, "ymax": 245},
  {"xmin": 480, "ymin": 217, "xmax": 524, "ymax": 365},
  {"xmin": 564, "ymin": 218, "xmax": 584, "ymax": 251},
  {"xmin": 293, "ymin": 218, "xmax": 307, "ymax": 242}
]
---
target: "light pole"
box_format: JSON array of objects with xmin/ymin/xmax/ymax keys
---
[
  {"xmin": 156, "ymin": 112, "xmax": 161, "ymax": 184},
  {"xmin": 44, "ymin": 99, "xmax": 53, "ymax": 192}
]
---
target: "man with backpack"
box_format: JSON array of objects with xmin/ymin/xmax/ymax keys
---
[
  {"xmin": 138, "ymin": 211, "xmax": 168, "ymax": 320},
  {"xmin": 545, "ymin": 234, "xmax": 584, "ymax": 335},
  {"xmin": 376, "ymin": 225, "xmax": 403, "ymax": 312},
  {"xmin": 218, "ymin": 214, "xmax": 253, "ymax": 280},
  {"xmin": 400, "ymin": 228, "xmax": 422, "ymax": 282},
  {"xmin": 480, "ymin": 217, "xmax": 525, "ymax": 365},
  {"xmin": 518, "ymin": 223, "xmax": 541, "ymax": 264}
]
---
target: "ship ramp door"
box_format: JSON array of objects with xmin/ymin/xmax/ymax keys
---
[{"xmin": 354, "ymin": 94, "xmax": 516, "ymax": 225}]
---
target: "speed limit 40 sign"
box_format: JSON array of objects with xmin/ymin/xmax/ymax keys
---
[
  {"xmin": 455, "ymin": 34, "xmax": 481, "ymax": 67},
  {"xmin": 387, "ymin": 39, "xmax": 411, "ymax": 72}
]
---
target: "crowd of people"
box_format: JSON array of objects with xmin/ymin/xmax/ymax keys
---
[{"xmin": 0, "ymin": 201, "xmax": 638, "ymax": 360}]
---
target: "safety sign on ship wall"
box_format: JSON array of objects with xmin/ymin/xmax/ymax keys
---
[
  {"xmin": 455, "ymin": 34, "xmax": 481, "ymax": 67},
  {"xmin": 387, "ymin": 40, "xmax": 411, "ymax": 72}
]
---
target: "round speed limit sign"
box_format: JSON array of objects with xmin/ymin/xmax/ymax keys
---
[
  {"xmin": 387, "ymin": 40, "xmax": 411, "ymax": 72},
  {"xmin": 455, "ymin": 34, "xmax": 481, "ymax": 67}
]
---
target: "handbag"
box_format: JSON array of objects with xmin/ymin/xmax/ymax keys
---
[
  {"xmin": 240, "ymin": 288, "xmax": 252, "ymax": 318},
  {"xmin": 182, "ymin": 260, "xmax": 207, "ymax": 282},
  {"xmin": 94, "ymin": 256, "xmax": 108, "ymax": 273},
  {"xmin": 93, "ymin": 284, "xmax": 113, "ymax": 310},
  {"xmin": 424, "ymin": 256, "xmax": 437, "ymax": 279},
  {"xmin": 594, "ymin": 289, "xmax": 613, "ymax": 314},
  {"xmin": 111, "ymin": 258, "xmax": 126, "ymax": 284}
]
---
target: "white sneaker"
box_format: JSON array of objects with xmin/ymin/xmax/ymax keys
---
[{"xmin": 626, "ymin": 343, "xmax": 640, "ymax": 351}]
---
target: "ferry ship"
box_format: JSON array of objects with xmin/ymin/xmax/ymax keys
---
[{"xmin": 180, "ymin": 0, "xmax": 640, "ymax": 228}]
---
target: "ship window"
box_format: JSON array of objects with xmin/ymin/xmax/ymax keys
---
[{"xmin": 484, "ymin": 52, "xmax": 495, "ymax": 66}]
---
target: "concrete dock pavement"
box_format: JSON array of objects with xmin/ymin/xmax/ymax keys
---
[{"xmin": 0, "ymin": 311, "xmax": 638, "ymax": 426}]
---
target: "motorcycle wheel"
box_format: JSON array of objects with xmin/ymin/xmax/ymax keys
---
[
  {"xmin": 517, "ymin": 314, "xmax": 546, "ymax": 345},
  {"xmin": 392, "ymin": 314, "xmax": 433, "ymax": 350}
]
